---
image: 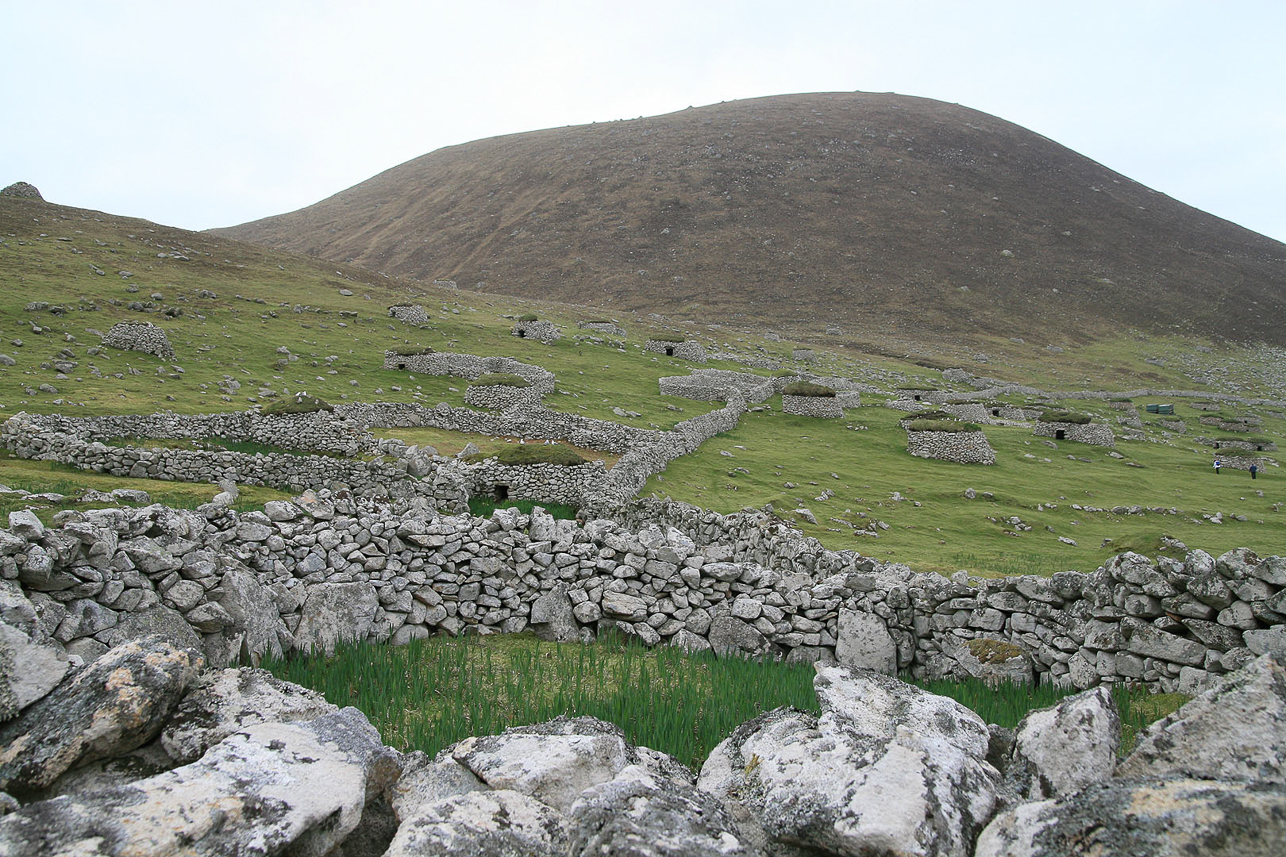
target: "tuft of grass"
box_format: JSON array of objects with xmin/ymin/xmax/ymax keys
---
[
  {"xmin": 782, "ymin": 381, "xmax": 836, "ymax": 398},
  {"xmin": 388, "ymin": 345, "xmax": 435, "ymax": 356},
  {"xmin": 1039, "ymin": 410, "xmax": 1093, "ymax": 424},
  {"xmin": 262, "ymin": 393, "xmax": 333, "ymax": 415},
  {"xmin": 517, "ymin": 313, "xmax": 539, "ymax": 322},
  {"xmin": 470, "ymin": 372, "xmax": 532, "ymax": 388},
  {"xmin": 647, "ymin": 333, "xmax": 687, "ymax": 343},
  {"xmin": 467, "ymin": 497, "xmax": 579, "ymax": 519}
]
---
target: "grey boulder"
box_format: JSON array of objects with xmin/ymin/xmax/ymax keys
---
[{"xmin": 1005, "ymin": 686, "xmax": 1120, "ymax": 800}]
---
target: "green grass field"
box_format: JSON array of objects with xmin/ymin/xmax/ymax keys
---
[{"xmin": 1, "ymin": 196, "xmax": 1281, "ymax": 578}]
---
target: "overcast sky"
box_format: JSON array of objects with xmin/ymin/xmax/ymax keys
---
[{"xmin": 4, "ymin": 1, "xmax": 1284, "ymax": 244}]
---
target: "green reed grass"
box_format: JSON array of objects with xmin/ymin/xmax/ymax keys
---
[{"xmin": 265, "ymin": 633, "xmax": 1184, "ymax": 768}]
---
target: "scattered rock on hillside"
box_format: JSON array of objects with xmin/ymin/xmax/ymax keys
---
[{"xmin": 0, "ymin": 182, "xmax": 42, "ymax": 200}]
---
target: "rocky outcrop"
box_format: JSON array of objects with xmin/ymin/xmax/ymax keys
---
[{"xmin": 1, "ymin": 618, "xmax": 1283, "ymax": 857}]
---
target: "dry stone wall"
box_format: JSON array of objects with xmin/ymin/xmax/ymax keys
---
[
  {"xmin": 387, "ymin": 305, "xmax": 431, "ymax": 325},
  {"xmin": 1033, "ymin": 422, "xmax": 1116, "ymax": 447},
  {"xmin": 782, "ymin": 395, "xmax": 844, "ymax": 418},
  {"xmin": 101, "ymin": 321, "xmax": 174, "ymax": 360},
  {"xmin": 383, "ymin": 351, "xmax": 556, "ymax": 394},
  {"xmin": 577, "ymin": 321, "xmax": 626, "ymax": 337},
  {"xmin": 906, "ymin": 429, "xmax": 997, "ymax": 464},
  {"xmin": 644, "ymin": 340, "xmax": 706, "ymax": 362},
  {"xmin": 4, "ymin": 492, "xmax": 1281, "ymax": 697},
  {"xmin": 658, "ymin": 370, "xmax": 775, "ymax": 404},
  {"xmin": 463, "ymin": 384, "xmax": 544, "ymax": 410},
  {"xmin": 512, "ymin": 319, "xmax": 562, "ymax": 343}
]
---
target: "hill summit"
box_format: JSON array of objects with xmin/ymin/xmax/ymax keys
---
[{"xmin": 214, "ymin": 92, "xmax": 1286, "ymax": 349}]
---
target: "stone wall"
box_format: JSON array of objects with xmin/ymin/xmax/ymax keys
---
[
  {"xmin": 101, "ymin": 321, "xmax": 174, "ymax": 360},
  {"xmin": 512, "ymin": 320, "xmax": 562, "ymax": 343},
  {"xmin": 906, "ymin": 429, "xmax": 996, "ymax": 464},
  {"xmin": 465, "ymin": 459, "xmax": 610, "ymax": 507},
  {"xmin": 5, "ymin": 492, "xmax": 1281, "ymax": 697},
  {"xmin": 577, "ymin": 321, "xmax": 626, "ymax": 337},
  {"xmin": 463, "ymin": 384, "xmax": 544, "ymax": 410},
  {"xmin": 0, "ymin": 413, "xmax": 466, "ymax": 506},
  {"xmin": 942, "ymin": 403, "xmax": 990, "ymax": 422},
  {"xmin": 782, "ymin": 395, "xmax": 844, "ymax": 418},
  {"xmin": 1219, "ymin": 453, "xmax": 1272, "ymax": 472},
  {"xmin": 382, "ymin": 352, "xmax": 556, "ymax": 394},
  {"xmin": 643, "ymin": 340, "xmax": 707, "ymax": 362},
  {"xmin": 658, "ymin": 370, "xmax": 775, "ymax": 404},
  {"xmin": 791, "ymin": 348, "xmax": 817, "ymax": 363},
  {"xmin": 1202, "ymin": 436, "xmax": 1278, "ymax": 452},
  {"xmin": 387, "ymin": 305, "xmax": 431, "ymax": 325},
  {"xmin": 1033, "ymin": 422, "xmax": 1116, "ymax": 447}
]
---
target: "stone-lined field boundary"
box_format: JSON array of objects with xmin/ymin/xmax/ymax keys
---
[{"xmin": 2, "ymin": 491, "xmax": 1280, "ymax": 696}]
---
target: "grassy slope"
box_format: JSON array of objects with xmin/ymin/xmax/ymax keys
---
[{"xmin": 1, "ymin": 195, "xmax": 1281, "ymax": 576}]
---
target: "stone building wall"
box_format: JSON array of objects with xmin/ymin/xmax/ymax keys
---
[
  {"xmin": 1033, "ymin": 422, "xmax": 1116, "ymax": 447},
  {"xmin": 658, "ymin": 370, "xmax": 775, "ymax": 404},
  {"xmin": 512, "ymin": 320, "xmax": 562, "ymax": 343},
  {"xmin": 791, "ymin": 349, "xmax": 817, "ymax": 363},
  {"xmin": 465, "ymin": 459, "xmax": 610, "ymax": 507},
  {"xmin": 906, "ymin": 429, "xmax": 996, "ymax": 464},
  {"xmin": 782, "ymin": 395, "xmax": 844, "ymax": 418},
  {"xmin": 5, "ymin": 492, "xmax": 1281, "ymax": 697},
  {"xmin": 1218, "ymin": 453, "xmax": 1272, "ymax": 472},
  {"xmin": 463, "ymin": 384, "xmax": 544, "ymax": 410},
  {"xmin": 643, "ymin": 340, "xmax": 707, "ymax": 362},
  {"xmin": 577, "ymin": 321, "xmax": 626, "ymax": 337},
  {"xmin": 383, "ymin": 352, "xmax": 556, "ymax": 394},
  {"xmin": 942, "ymin": 403, "xmax": 990, "ymax": 422},
  {"xmin": 387, "ymin": 305, "xmax": 431, "ymax": 325},
  {"xmin": 101, "ymin": 321, "xmax": 174, "ymax": 360}
]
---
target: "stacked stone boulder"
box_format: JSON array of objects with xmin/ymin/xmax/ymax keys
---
[{"xmin": 101, "ymin": 321, "xmax": 174, "ymax": 360}]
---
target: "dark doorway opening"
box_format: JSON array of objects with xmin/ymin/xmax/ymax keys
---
[
  {"xmin": 493, "ymin": 484, "xmax": 510, "ymax": 501},
  {"xmin": 397, "ymin": 362, "xmax": 406, "ymax": 370},
  {"xmin": 1055, "ymin": 429, "xmax": 1066, "ymax": 440},
  {"xmin": 517, "ymin": 330, "xmax": 526, "ymax": 338},
  {"xmin": 665, "ymin": 346, "xmax": 674, "ymax": 357},
  {"xmin": 913, "ymin": 394, "xmax": 922, "ymax": 402}
]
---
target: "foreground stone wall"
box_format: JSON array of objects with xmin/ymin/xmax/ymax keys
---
[
  {"xmin": 906, "ymin": 429, "xmax": 996, "ymax": 465},
  {"xmin": 6, "ymin": 487, "xmax": 1282, "ymax": 696}
]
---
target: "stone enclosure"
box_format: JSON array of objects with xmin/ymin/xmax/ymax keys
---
[
  {"xmin": 906, "ymin": 428, "xmax": 997, "ymax": 465},
  {"xmin": 644, "ymin": 338, "xmax": 706, "ymax": 362},
  {"xmin": 101, "ymin": 320, "xmax": 174, "ymax": 360}
]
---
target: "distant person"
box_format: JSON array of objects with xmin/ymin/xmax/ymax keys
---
[
  {"xmin": 1250, "ymin": 463, "xmax": 1259, "ymax": 479},
  {"xmin": 1214, "ymin": 459, "xmax": 1221, "ymax": 474}
]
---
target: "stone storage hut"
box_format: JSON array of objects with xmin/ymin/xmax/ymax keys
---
[
  {"xmin": 383, "ymin": 346, "xmax": 435, "ymax": 371},
  {"xmin": 1217, "ymin": 452, "xmax": 1272, "ymax": 472},
  {"xmin": 1, "ymin": 181, "xmax": 43, "ymax": 199},
  {"xmin": 1033, "ymin": 411, "xmax": 1115, "ymax": 447},
  {"xmin": 905, "ymin": 418, "xmax": 995, "ymax": 464},
  {"xmin": 1207, "ymin": 436, "xmax": 1278, "ymax": 453},
  {"xmin": 577, "ymin": 320, "xmax": 626, "ymax": 337},
  {"xmin": 942, "ymin": 402, "xmax": 990, "ymax": 422},
  {"xmin": 511, "ymin": 316, "xmax": 562, "ymax": 343},
  {"xmin": 388, "ymin": 304, "xmax": 431, "ymax": 325},
  {"xmin": 658, "ymin": 369, "xmax": 776, "ymax": 404},
  {"xmin": 383, "ymin": 351, "xmax": 556, "ymax": 394},
  {"xmin": 791, "ymin": 348, "xmax": 817, "ymax": 363},
  {"xmin": 464, "ymin": 373, "xmax": 544, "ymax": 410},
  {"xmin": 781, "ymin": 381, "xmax": 844, "ymax": 418},
  {"xmin": 643, "ymin": 335, "xmax": 707, "ymax": 362},
  {"xmin": 101, "ymin": 321, "xmax": 174, "ymax": 360}
]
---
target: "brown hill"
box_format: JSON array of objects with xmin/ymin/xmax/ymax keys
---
[{"xmin": 212, "ymin": 92, "xmax": 1286, "ymax": 349}]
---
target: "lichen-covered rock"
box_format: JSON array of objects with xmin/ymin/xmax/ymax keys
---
[
  {"xmin": 1116, "ymin": 652, "xmax": 1286, "ymax": 783},
  {"xmin": 699, "ymin": 666, "xmax": 1002, "ymax": 857},
  {"xmin": 974, "ymin": 778, "xmax": 1286, "ymax": 857},
  {"xmin": 569, "ymin": 763, "xmax": 760, "ymax": 856},
  {"xmin": 160, "ymin": 667, "xmax": 338, "ymax": 764},
  {"xmin": 0, "ymin": 621, "xmax": 68, "ymax": 721},
  {"xmin": 0, "ymin": 707, "xmax": 393, "ymax": 856},
  {"xmin": 385, "ymin": 788, "xmax": 570, "ymax": 857},
  {"xmin": 834, "ymin": 608, "xmax": 897, "ymax": 674},
  {"xmin": 450, "ymin": 716, "xmax": 640, "ymax": 814},
  {"xmin": 0, "ymin": 635, "xmax": 203, "ymax": 793},
  {"xmin": 1005, "ymin": 686, "xmax": 1120, "ymax": 800},
  {"xmin": 294, "ymin": 581, "xmax": 378, "ymax": 655}
]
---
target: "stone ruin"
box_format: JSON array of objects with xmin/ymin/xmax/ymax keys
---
[
  {"xmin": 100, "ymin": 320, "xmax": 174, "ymax": 360},
  {"xmin": 388, "ymin": 304, "xmax": 431, "ymax": 325},
  {"xmin": 512, "ymin": 319, "xmax": 562, "ymax": 343},
  {"xmin": 0, "ymin": 181, "xmax": 42, "ymax": 200},
  {"xmin": 577, "ymin": 320, "xmax": 626, "ymax": 337},
  {"xmin": 1033, "ymin": 420, "xmax": 1116, "ymax": 447},
  {"xmin": 782, "ymin": 393, "xmax": 845, "ymax": 418},
  {"xmin": 906, "ymin": 427, "xmax": 997, "ymax": 464},
  {"xmin": 644, "ymin": 338, "xmax": 707, "ymax": 362}
]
